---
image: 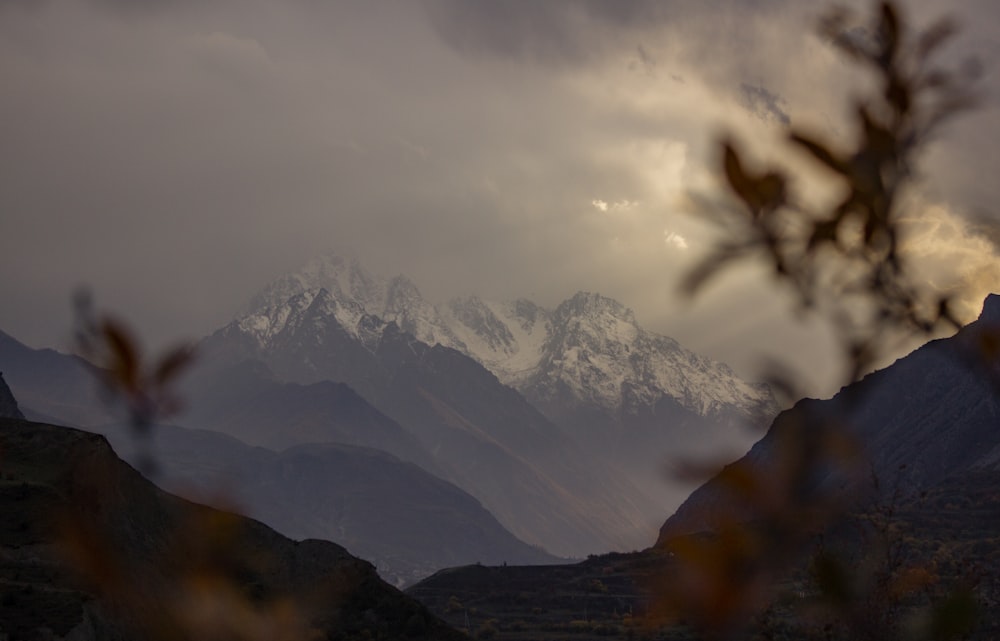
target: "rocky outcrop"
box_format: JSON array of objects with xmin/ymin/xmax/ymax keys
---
[{"xmin": 0, "ymin": 371, "xmax": 23, "ymax": 419}]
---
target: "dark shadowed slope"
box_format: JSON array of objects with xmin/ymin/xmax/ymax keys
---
[
  {"xmin": 0, "ymin": 371, "xmax": 23, "ymax": 419},
  {"xmin": 660, "ymin": 293, "xmax": 1000, "ymax": 541},
  {"xmin": 0, "ymin": 417, "xmax": 465, "ymax": 641}
]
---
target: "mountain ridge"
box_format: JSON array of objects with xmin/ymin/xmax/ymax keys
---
[
  {"xmin": 224, "ymin": 253, "xmax": 779, "ymax": 537},
  {"xmin": 0, "ymin": 416, "xmax": 465, "ymax": 640},
  {"xmin": 237, "ymin": 253, "xmax": 776, "ymax": 430},
  {"xmin": 658, "ymin": 292, "xmax": 1000, "ymax": 542}
]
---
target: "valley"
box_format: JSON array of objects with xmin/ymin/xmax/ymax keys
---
[{"xmin": 1, "ymin": 260, "xmax": 998, "ymax": 639}]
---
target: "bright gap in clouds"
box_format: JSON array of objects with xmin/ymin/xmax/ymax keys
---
[
  {"xmin": 592, "ymin": 199, "xmax": 640, "ymax": 212},
  {"xmin": 664, "ymin": 230, "xmax": 688, "ymax": 250}
]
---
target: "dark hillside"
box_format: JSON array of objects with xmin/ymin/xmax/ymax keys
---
[
  {"xmin": 0, "ymin": 417, "xmax": 464, "ymax": 641},
  {"xmin": 0, "ymin": 372, "xmax": 22, "ymax": 419}
]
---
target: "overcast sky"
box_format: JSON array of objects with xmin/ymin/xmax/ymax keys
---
[{"xmin": 2, "ymin": 0, "xmax": 999, "ymax": 395}]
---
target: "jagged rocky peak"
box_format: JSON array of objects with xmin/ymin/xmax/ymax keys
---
[
  {"xmin": 446, "ymin": 296, "xmax": 516, "ymax": 353},
  {"xmin": 980, "ymin": 293, "xmax": 1000, "ymax": 324},
  {"xmin": 510, "ymin": 298, "xmax": 547, "ymax": 328},
  {"xmin": 0, "ymin": 372, "xmax": 24, "ymax": 420},
  {"xmin": 549, "ymin": 291, "xmax": 641, "ymax": 350},
  {"xmin": 232, "ymin": 253, "xmax": 775, "ymax": 426},
  {"xmin": 247, "ymin": 253, "xmax": 386, "ymax": 315},
  {"xmin": 556, "ymin": 291, "xmax": 636, "ymax": 323},
  {"xmin": 384, "ymin": 275, "xmax": 426, "ymax": 314}
]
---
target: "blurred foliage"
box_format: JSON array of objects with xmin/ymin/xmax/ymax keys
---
[
  {"xmin": 683, "ymin": 1, "xmax": 981, "ymax": 385},
  {"xmin": 73, "ymin": 289, "xmax": 194, "ymax": 474},
  {"xmin": 661, "ymin": 2, "xmax": 989, "ymax": 640}
]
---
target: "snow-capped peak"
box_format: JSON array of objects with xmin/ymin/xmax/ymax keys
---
[
  {"xmin": 237, "ymin": 254, "xmax": 775, "ymax": 425},
  {"xmin": 247, "ymin": 253, "xmax": 388, "ymax": 318}
]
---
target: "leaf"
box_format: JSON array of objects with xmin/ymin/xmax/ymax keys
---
[
  {"xmin": 808, "ymin": 218, "xmax": 841, "ymax": 250},
  {"xmin": 100, "ymin": 318, "xmax": 140, "ymax": 393},
  {"xmin": 154, "ymin": 344, "xmax": 195, "ymax": 387},
  {"xmin": 723, "ymin": 141, "xmax": 757, "ymax": 215},
  {"xmin": 877, "ymin": 2, "xmax": 901, "ymax": 65},
  {"xmin": 813, "ymin": 552, "xmax": 853, "ymax": 606},
  {"xmin": 917, "ymin": 18, "xmax": 958, "ymax": 62},
  {"xmin": 715, "ymin": 462, "xmax": 762, "ymax": 501},
  {"xmin": 757, "ymin": 172, "xmax": 786, "ymax": 213},
  {"xmin": 886, "ymin": 76, "xmax": 911, "ymax": 116},
  {"xmin": 789, "ymin": 132, "xmax": 847, "ymax": 175},
  {"xmin": 721, "ymin": 141, "xmax": 786, "ymax": 218},
  {"xmin": 929, "ymin": 590, "xmax": 979, "ymax": 640}
]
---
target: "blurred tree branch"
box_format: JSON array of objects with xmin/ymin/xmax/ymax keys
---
[{"xmin": 662, "ymin": 2, "xmax": 988, "ymax": 639}]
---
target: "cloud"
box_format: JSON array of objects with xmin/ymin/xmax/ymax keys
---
[
  {"xmin": 592, "ymin": 199, "xmax": 639, "ymax": 213},
  {"xmin": 898, "ymin": 201, "xmax": 1000, "ymax": 323},
  {"xmin": 664, "ymin": 230, "xmax": 688, "ymax": 250}
]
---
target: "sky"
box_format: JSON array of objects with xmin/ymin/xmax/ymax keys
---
[{"xmin": 2, "ymin": 0, "xmax": 999, "ymax": 396}]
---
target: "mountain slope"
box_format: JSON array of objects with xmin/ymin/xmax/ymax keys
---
[
  {"xmin": 224, "ymin": 253, "xmax": 777, "ymax": 541},
  {"xmin": 200, "ymin": 304, "xmax": 659, "ymax": 556},
  {"xmin": 97, "ymin": 421, "xmax": 560, "ymax": 586},
  {"xmin": 179, "ymin": 357, "xmax": 440, "ymax": 473},
  {"xmin": 0, "ymin": 329, "xmax": 110, "ymax": 426},
  {"xmin": 659, "ymin": 293, "xmax": 1000, "ymax": 541},
  {"xmin": 0, "ymin": 330, "xmax": 556, "ymax": 584},
  {"xmin": 0, "ymin": 371, "xmax": 22, "ymax": 419},
  {"xmin": 0, "ymin": 417, "xmax": 464, "ymax": 641}
]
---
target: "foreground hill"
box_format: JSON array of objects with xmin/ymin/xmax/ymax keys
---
[
  {"xmin": 0, "ymin": 417, "xmax": 465, "ymax": 641},
  {"xmin": 660, "ymin": 293, "xmax": 1000, "ymax": 540}
]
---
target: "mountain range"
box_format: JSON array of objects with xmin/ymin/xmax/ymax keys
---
[
  {"xmin": 202, "ymin": 253, "xmax": 778, "ymax": 548},
  {"xmin": 3, "ymin": 260, "xmax": 999, "ymax": 637},
  {"xmin": 0, "ymin": 252, "xmax": 778, "ymax": 578}
]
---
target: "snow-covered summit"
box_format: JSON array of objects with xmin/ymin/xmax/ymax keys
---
[
  {"xmin": 247, "ymin": 254, "xmax": 386, "ymax": 317},
  {"xmin": 237, "ymin": 254, "xmax": 776, "ymax": 426},
  {"xmin": 240, "ymin": 253, "xmax": 465, "ymax": 352}
]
